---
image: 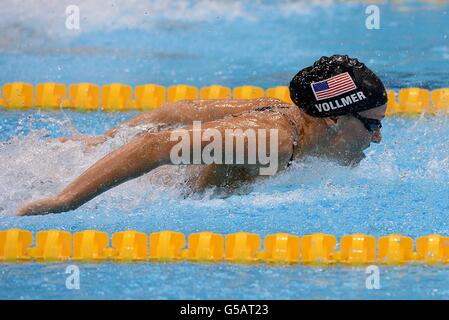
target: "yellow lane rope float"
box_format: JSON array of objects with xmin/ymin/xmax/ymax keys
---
[
  {"xmin": 1, "ymin": 82, "xmax": 449, "ymax": 115},
  {"xmin": 1, "ymin": 229, "xmax": 449, "ymax": 265}
]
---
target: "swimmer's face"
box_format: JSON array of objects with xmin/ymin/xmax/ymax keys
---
[{"xmin": 324, "ymin": 104, "xmax": 387, "ymax": 165}]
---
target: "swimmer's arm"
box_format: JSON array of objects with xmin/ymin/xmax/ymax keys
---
[
  {"xmin": 58, "ymin": 97, "xmax": 288, "ymax": 144},
  {"xmin": 17, "ymin": 113, "xmax": 294, "ymax": 216},
  {"xmin": 104, "ymin": 97, "xmax": 288, "ymax": 136}
]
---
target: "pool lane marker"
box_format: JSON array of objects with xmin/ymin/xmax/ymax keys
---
[
  {"xmin": 1, "ymin": 82, "xmax": 449, "ymax": 115},
  {"xmin": 1, "ymin": 229, "xmax": 449, "ymax": 265}
]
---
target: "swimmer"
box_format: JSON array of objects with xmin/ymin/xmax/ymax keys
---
[{"xmin": 17, "ymin": 54, "xmax": 387, "ymax": 216}]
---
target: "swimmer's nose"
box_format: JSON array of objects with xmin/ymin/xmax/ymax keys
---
[{"xmin": 372, "ymin": 129, "xmax": 382, "ymax": 144}]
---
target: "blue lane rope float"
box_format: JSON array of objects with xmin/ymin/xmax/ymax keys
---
[
  {"xmin": 1, "ymin": 229, "xmax": 449, "ymax": 265},
  {"xmin": 1, "ymin": 82, "xmax": 449, "ymax": 115}
]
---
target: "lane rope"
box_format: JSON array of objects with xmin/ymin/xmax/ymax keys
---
[
  {"xmin": 1, "ymin": 82, "xmax": 448, "ymax": 115},
  {"xmin": 1, "ymin": 229, "xmax": 448, "ymax": 265}
]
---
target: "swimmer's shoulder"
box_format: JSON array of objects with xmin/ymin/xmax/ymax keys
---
[{"xmin": 249, "ymin": 97, "xmax": 294, "ymax": 110}]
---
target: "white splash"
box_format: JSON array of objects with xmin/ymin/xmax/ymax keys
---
[
  {"xmin": 0, "ymin": 0, "xmax": 253, "ymax": 48},
  {"xmin": 0, "ymin": 119, "xmax": 188, "ymax": 216}
]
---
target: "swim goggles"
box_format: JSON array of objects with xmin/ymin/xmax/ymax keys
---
[{"xmin": 351, "ymin": 112, "xmax": 382, "ymax": 133}]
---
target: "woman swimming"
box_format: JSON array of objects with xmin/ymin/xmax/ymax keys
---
[{"xmin": 17, "ymin": 54, "xmax": 387, "ymax": 216}]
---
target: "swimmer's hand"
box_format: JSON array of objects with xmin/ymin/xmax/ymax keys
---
[
  {"xmin": 16, "ymin": 196, "xmax": 69, "ymax": 216},
  {"xmin": 58, "ymin": 135, "xmax": 107, "ymax": 147}
]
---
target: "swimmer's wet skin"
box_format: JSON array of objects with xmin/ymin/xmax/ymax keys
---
[{"xmin": 17, "ymin": 54, "xmax": 387, "ymax": 216}]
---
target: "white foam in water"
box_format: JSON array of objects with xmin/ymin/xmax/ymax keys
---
[
  {"xmin": 0, "ymin": 0, "xmax": 254, "ymax": 47},
  {"xmin": 0, "ymin": 117, "xmax": 190, "ymax": 216},
  {"xmin": 0, "ymin": 0, "xmax": 340, "ymax": 51},
  {"xmin": 173, "ymin": 157, "xmax": 373, "ymax": 213},
  {"xmin": 279, "ymin": 0, "xmax": 334, "ymax": 16}
]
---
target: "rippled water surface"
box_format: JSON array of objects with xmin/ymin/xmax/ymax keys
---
[{"xmin": 1, "ymin": 0, "xmax": 449, "ymax": 299}]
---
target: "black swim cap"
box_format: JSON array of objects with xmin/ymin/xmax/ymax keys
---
[{"xmin": 289, "ymin": 55, "xmax": 387, "ymax": 117}]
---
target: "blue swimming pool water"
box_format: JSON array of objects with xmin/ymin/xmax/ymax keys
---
[{"xmin": 1, "ymin": 0, "xmax": 449, "ymax": 299}]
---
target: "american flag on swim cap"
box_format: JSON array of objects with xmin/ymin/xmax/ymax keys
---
[{"xmin": 311, "ymin": 72, "xmax": 357, "ymax": 101}]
